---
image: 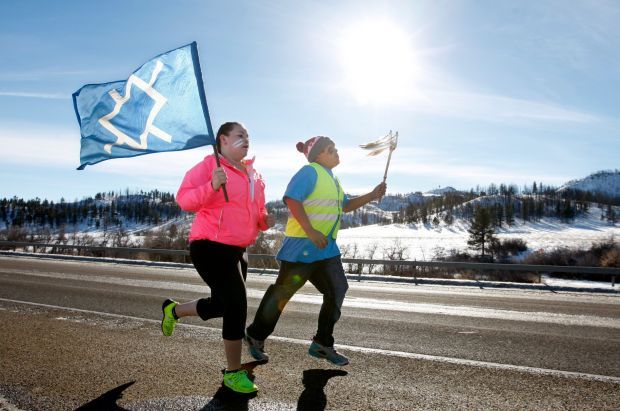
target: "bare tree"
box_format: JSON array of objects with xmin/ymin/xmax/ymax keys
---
[
  {"xmin": 365, "ymin": 242, "xmax": 379, "ymax": 274},
  {"xmin": 382, "ymin": 239, "xmax": 408, "ymax": 275}
]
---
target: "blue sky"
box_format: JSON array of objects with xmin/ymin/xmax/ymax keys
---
[{"xmin": 1, "ymin": 0, "xmax": 619, "ymax": 202}]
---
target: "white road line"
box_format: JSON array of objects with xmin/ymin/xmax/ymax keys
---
[
  {"xmin": 1, "ymin": 297, "xmax": 619, "ymax": 385},
  {"xmin": 3, "ymin": 269, "xmax": 619, "ymax": 328}
]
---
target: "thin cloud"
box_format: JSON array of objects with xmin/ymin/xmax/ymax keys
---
[
  {"xmin": 546, "ymin": 0, "xmax": 620, "ymax": 48},
  {"xmin": 0, "ymin": 132, "xmax": 79, "ymax": 168},
  {"xmin": 0, "ymin": 69, "xmax": 108, "ymax": 82},
  {"xmin": 336, "ymin": 145, "xmax": 569, "ymax": 192},
  {"xmin": 397, "ymin": 90, "xmax": 601, "ymax": 124},
  {"xmin": 322, "ymin": 61, "xmax": 600, "ymax": 125},
  {"xmin": 0, "ymin": 125, "xmax": 302, "ymax": 178},
  {"xmin": 318, "ymin": 17, "xmax": 603, "ymax": 125},
  {"xmin": 0, "ymin": 91, "xmax": 69, "ymax": 99}
]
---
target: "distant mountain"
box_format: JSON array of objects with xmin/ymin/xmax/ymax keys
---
[
  {"xmin": 4, "ymin": 171, "xmax": 619, "ymax": 236},
  {"xmin": 374, "ymin": 194, "xmax": 417, "ymax": 212},
  {"xmin": 374, "ymin": 188, "xmax": 459, "ymax": 212},
  {"xmin": 425, "ymin": 186, "xmax": 458, "ymax": 195},
  {"xmin": 557, "ymin": 170, "xmax": 620, "ymax": 199}
]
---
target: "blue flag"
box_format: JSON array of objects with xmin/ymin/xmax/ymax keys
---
[{"xmin": 73, "ymin": 42, "xmax": 214, "ymax": 170}]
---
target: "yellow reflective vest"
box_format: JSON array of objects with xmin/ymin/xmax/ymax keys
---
[{"xmin": 284, "ymin": 163, "xmax": 344, "ymax": 239}]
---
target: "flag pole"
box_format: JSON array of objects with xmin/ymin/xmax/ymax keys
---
[
  {"xmin": 212, "ymin": 145, "xmax": 229, "ymax": 202},
  {"xmin": 382, "ymin": 148, "xmax": 393, "ymax": 183},
  {"xmin": 191, "ymin": 42, "xmax": 229, "ymax": 202}
]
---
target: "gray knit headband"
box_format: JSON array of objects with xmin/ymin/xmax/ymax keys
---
[{"xmin": 305, "ymin": 136, "xmax": 334, "ymax": 162}]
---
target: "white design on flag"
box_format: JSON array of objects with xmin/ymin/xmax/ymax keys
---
[{"xmin": 98, "ymin": 60, "xmax": 173, "ymax": 153}]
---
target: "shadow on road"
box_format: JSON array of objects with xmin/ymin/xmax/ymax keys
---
[
  {"xmin": 297, "ymin": 369, "xmax": 348, "ymax": 411},
  {"xmin": 200, "ymin": 385, "xmax": 257, "ymax": 411},
  {"xmin": 75, "ymin": 381, "xmax": 135, "ymax": 410},
  {"xmin": 200, "ymin": 360, "xmax": 265, "ymax": 411}
]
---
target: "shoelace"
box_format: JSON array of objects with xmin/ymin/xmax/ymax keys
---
[{"xmin": 229, "ymin": 370, "xmax": 247, "ymax": 382}]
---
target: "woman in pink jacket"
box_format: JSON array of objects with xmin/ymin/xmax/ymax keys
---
[{"xmin": 160, "ymin": 122, "xmax": 273, "ymax": 394}]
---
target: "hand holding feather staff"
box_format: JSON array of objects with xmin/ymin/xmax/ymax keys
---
[{"xmin": 360, "ymin": 130, "xmax": 398, "ymax": 198}]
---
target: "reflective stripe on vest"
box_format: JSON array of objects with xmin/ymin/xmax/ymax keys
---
[{"xmin": 285, "ymin": 162, "xmax": 344, "ymax": 239}]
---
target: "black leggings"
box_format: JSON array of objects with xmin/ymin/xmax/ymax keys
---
[{"xmin": 189, "ymin": 239, "xmax": 247, "ymax": 340}]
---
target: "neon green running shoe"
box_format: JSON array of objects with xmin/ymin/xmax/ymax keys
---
[
  {"xmin": 161, "ymin": 299, "xmax": 178, "ymax": 336},
  {"xmin": 223, "ymin": 369, "xmax": 258, "ymax": 394}
]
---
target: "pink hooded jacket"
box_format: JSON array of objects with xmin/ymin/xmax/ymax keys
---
[{"xmin": 176, "ymin": 154, "xmax": 269, "ymax": 247}]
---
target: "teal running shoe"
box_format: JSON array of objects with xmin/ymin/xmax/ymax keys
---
[
  {"xmin": 308, "ymin": 341, "xmax": 349, "ymax": 366},
  {"xmin": 244, "ymin": 333, "xmax": 269, "ymax": 362}
]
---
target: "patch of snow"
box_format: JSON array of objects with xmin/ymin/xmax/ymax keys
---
[
  {"xmin": 540, "ymin": 275, "xmax": 616, "ymax": 290},
  {"xmin": 338, "ymin": 208, "xmax": 619, "ymax": 260}
]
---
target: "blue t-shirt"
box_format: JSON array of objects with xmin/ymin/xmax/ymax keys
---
[{"xmin": 276, "ymin": 164, "xmax": 349, "ymax": 263}]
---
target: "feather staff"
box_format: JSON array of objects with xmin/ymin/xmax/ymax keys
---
[{"xmin": 360, "ymin": 130, "xmax": 399, "ymax": 184}]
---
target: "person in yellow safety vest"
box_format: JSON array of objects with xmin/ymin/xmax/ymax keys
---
[{"xmin": 245, "ymin": 135, "xmax": 386, "ymax": 366}]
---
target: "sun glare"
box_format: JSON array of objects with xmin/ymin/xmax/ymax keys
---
[{"xmin": 339, "ymin": 20, "xmax": 417, "ymax": 104}]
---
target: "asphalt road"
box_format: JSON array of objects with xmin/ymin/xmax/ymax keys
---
[{"xmin": 1, "ymin": 255, "xmax": 619, "ymax": 410}]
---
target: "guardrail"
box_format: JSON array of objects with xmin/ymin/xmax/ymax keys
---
[{"xmin": 0, "ymin": 240, "xmax": 617, "ymax": 286}]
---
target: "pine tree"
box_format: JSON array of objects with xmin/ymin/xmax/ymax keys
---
[
  {"xmin": 522, "ymin": 198, "xmax": 531, "ymax": 222},
  {"xmin": 505, "ymin": 203, "xmax": 514, "ymax": 226},
  {"xmin": 561, "ymin": 199, "xmax": 576, "ymax": 222},
  {"xmin": 495, "ymin": 204, "xmax": 504, "ymax": 227},
  {"xmin": 607, "ymin": 205, "xmax": 617, "ymax": 224},
  {"xmin": 420, "ymin": 205, "xmax": 428, "ymax": 225},
  {"xmin": 467, "ymin": 206, "xmax": 496, "ymax": 258}
]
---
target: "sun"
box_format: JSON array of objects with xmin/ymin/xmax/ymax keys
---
[{"xmin": 338, "ymin": 20, "xmax": 417, "ymax": 104}]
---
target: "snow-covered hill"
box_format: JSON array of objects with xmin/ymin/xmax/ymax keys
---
[
  {"xmin": 338, "ymin": 205, "xmax": 619, "ymax": 261},
  {"xmin": 355, "ymin": 171, "xmax": 620, "ymax": 223},
  {"xmin": 558, "ymin": 170, "xmax": 620, "ymax": 199}
]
